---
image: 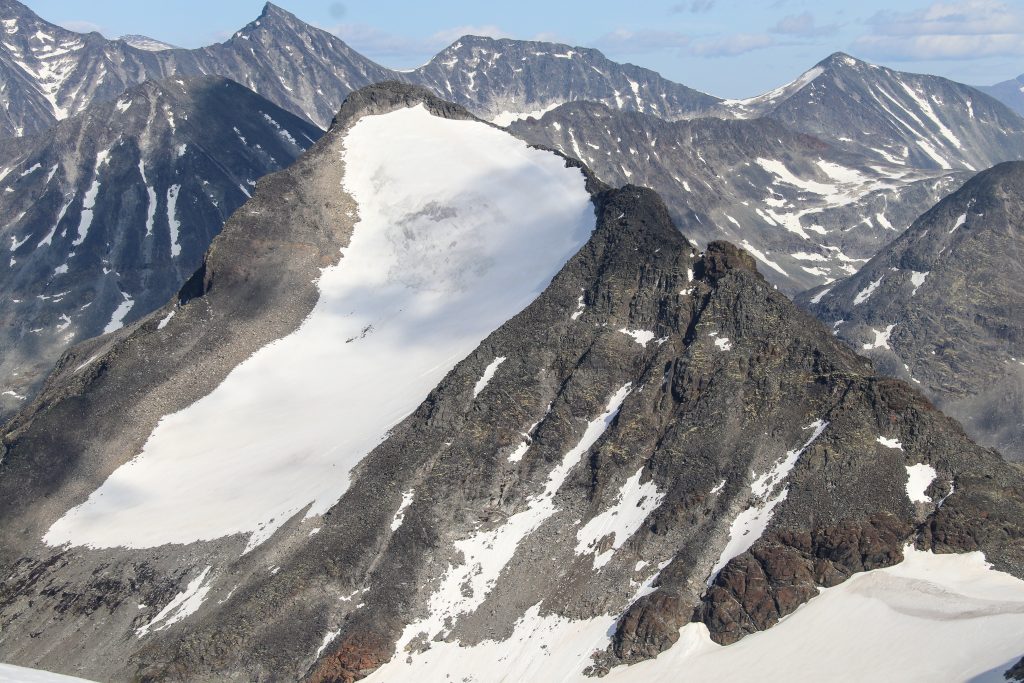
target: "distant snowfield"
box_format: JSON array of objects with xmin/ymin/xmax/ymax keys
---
[
  {"xmin": 44, "ymin": 104, "xmax": 595, "ymax": 550},
  {"xmin": 364, "ymin": 548, "xmax": 1024, "ymax": 683}
]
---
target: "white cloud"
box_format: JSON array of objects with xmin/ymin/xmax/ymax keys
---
[
  {"xmin": 855, "ymin": 0, "xmax": 1024, "ymax": 59},
  {"xmin": 594, "ymin": 29, "xmax": 691, "ymax": 53},
  {"xmin": 771, "ymin": 12, "xmax": 838, "ymax": 37},
  {"xmin": 670, "ymin": 0, "xmax": 716, "ymax": 13},
  {"xmin": 330, "ymin": 23, "xmax": 511, "ymax": 64},
  {"xmin": 690, "ymin": 33, "xmax": 775, "ymax": 57},
  {"xmin": 866, "ymin": 0, "xmax": 1024, "ymax": 36},
  {"xmin": 855, "ymin": 33, "xmax": 1024, "ymax": 59}
]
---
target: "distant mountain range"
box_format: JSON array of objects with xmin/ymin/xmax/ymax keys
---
[
  {"xmin": 713, "ymin": 53, "xmax": 1024, "ymax": 173},
  {"xmin": 979, "ymin": 73, "xmax": 1024, "ymax": 117},
  {"xmin": 0, "ymin": 75, "xmax": 320, "ymax": 418},
  {"xmin": 1, "ymin": 0, "xmax": 1022, "ymax": 425},
  {"xmin": 511, "ymin": 101, "xmax": 966, "ymax": 293},
  {"xmin": 4, "ymin": 0, "xmax": 1021, "ymax": 159},
  {"xmin": 798, "ymin": 161, "xmax": 1024, "ymax": 462}
]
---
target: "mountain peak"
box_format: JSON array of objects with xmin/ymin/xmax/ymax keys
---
[
  {"xmin": 817, "ymin": 51, "xmax": 868, "ymax": 70},
  {"xmin": 259, "ymin": 2, "xmax": 293, "ymax": 21}
]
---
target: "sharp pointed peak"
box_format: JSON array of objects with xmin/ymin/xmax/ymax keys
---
[{"xmin": 259, "ymin": 2, "xmax": 293, "ymax": 20}]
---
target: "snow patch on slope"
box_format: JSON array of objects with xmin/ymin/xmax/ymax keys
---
[
  {"xmin": 473, "ymin": 356, "xmax": 506, "ymax": 397},
  {"xmin": 906, "ymin": 464, "xmax": 937, "ymax": 503},
  {"xmin": 136, "ymin": 566, "xmax": 213, "ymax": 637},
  {"xmin": 0, "ymin": 663, "xmax": 97, "ymax": 682},
  {"xmin": 43, "ymin": 104, "xmax": 595, "ymax": 551},
  {"xmin": 575, "ymin": 467, "xmax": 665, "ymax": 569},
  {"xmin": 391, "ymin": 384, "xmax": 631, "ymax": 653}
]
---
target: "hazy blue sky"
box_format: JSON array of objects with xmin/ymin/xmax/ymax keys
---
[{"xmin": 23, "ymin": 0, "xmax": 1024, "ymax": 98}]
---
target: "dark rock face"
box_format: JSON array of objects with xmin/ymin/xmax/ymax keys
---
[
  {"xmin": 511, "ymin": 100, "xmax": 965, "ymax": 293},
  {"xmin": 0, "ymin": 75, "xmax": 322, "ymax": 421},
  {"xmin": 410, "ymin": 35, "xmax": 720, "ymax": 122},
  {"xmin": 0, "ymin": 84, "xmax": 1022, "ymax": 683},
  {"xmin": 697, "ymin": 514, "xmax": 910, "ymax": 645},
  {"xmin": 716, "ymin": 52, "xmax": 1024, "ymax": 173},
  {"xmin": 798, "ymin": 161, "xmax": 1024, "ymax": 461}
]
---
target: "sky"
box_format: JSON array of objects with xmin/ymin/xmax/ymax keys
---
[{"xmin": 23, "ymin": 0, "xmax": 1024, "ymax": 98}]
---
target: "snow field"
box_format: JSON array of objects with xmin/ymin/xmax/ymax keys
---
[{"xmin": 44, "ymin": 104, "xmax": 595, "ymax": 550}]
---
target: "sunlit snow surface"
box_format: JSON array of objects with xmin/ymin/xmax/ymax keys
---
[
  {"xmin": 364, "ymin": 548, "xmax": 1024, "ymax": 683},
  {"xmin": 44, "ymin": 104, "xmax": 595, "ymax": 550},
  {"xmin": 0, "ymin": 664, "xmax": 95, "ymax": 682}
]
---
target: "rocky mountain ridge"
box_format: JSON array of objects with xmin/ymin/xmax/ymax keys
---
[
  {"xmin": 715, "ymin": 52, "xmax": 1024, "ymax": 173},
  {"xmin": 979, "ymin": 72, "xmax": 1024, "ymax": 117},
  {"xmin": 511, "ymin": 100, "xmax": 966, "ymax": 293},
  {"xmin": 0, "ymin": 83, "xmax": 1021, "ymax": 683}
]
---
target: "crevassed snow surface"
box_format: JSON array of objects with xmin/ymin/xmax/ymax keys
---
[
  {"xmin": 364, "ymin": 547, "xmax": 1024, "ymax": 682},
  {"xmin": 44, "ymin": 104, "xmax": 595, "ymax": 550}
]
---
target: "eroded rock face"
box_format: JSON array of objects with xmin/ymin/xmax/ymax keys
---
[{"xmin": 697, "ymin": 514, "xmax": 911, "ymax": 646}]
